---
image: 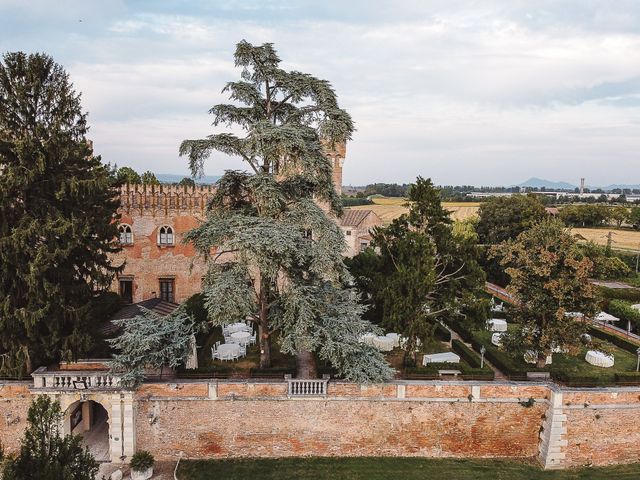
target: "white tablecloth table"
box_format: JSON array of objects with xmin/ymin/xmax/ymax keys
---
[
  {"xmin": 585, "ymin": 350, "xmax": 614, "ymax": 368},
  {"xmin": 422, "ymin": 352, "xmax": 460, "ymax": 366},
  {"xmin": 227, "ymin": 322, "xmax": 251, "ymax": 334},
  {"xmin": 360, "ymin": 333, "xmax": 377, "ymax": 346},
  {"xmin": 229, "ymin": 331, "xmax": 251, "ymax": 346},
  {"xmin": 491, "ymin": 332, "xmax": 504, "ymax": 347},
  {"xmin": 487, "ymin": 319, "xmax": 508, "ymax": 332},
  {"xmin": 373, "ymin": 336, "xmax": 395, "ymax": 352},
  {"xmin": 385, "ymin": 333, "xmax": 401, "ymax": 348},
  {"xmin": 216, "ymin": 344, "xmax": 240, "ymax": 361}
]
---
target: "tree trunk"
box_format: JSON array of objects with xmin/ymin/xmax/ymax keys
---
[
  {"xmin": 258, "ymin": 279, "xmax": 271, "ymax": 369},
  {"xmin": 536, "ymin": 351, "xmax": 548, "ymax": 369},
  {"xmin": 22, "ymin": 345, "xmax": 32, "ymax": 376},
  {"xmin": 295, "ymin": 350, "xmax": 318, "ymax": 379}
]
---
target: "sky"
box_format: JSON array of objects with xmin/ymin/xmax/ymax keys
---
[{"xmin": 1, "ymin": 0, "xmax": 639, "ymax": 187}]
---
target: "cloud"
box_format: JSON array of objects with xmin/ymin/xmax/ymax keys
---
[{"xmin": 1, "ymin": 0, "xmax": 639, "ymax": 185}]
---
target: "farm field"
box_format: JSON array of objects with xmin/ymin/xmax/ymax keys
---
[
  {"xmin": 349, "ymin": 197, "xmax": 480, "ymax": 224},
  {"xmin": 573, "ymin": 228, "xmax": 640, "ymax": 252}
]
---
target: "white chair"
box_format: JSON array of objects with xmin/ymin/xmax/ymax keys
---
[
  {"xmin": 211, "ymin": 346, "xmax": 219, "ymax": 360},
  {"xmin": 249, "ymin": 331, "xmax": 257, "ymax": 346},
  {"xmin": 238, "ymin": 344, "xmax": 246, "ymax": 357}
]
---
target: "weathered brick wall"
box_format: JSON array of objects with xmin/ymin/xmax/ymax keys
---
[
  {"xmin": 562, "ymin": 389, "xmax": 640, "ymax": 467},
  {"xmin": 111, "ymin": 212, "xmax": 210, "ymax": 303},
  {"xmin": 134, "ymin": 382, "xmax": 547, "ymax": 461},
  {"xmin": 0, "ymin": 383, "xmax": 32, "ymax": 454}
]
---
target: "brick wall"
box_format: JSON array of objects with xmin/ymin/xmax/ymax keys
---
[
  {"xmin": 0, "ymin": 383, "xmax": 32, "ymax": 455},
  {"xmin": 134, "ymin": 381, "xmax": 547, "ymax": 461},
  {"xmin": 562, "ymin": 389, "xmax": 640, "ymax": 467},
  {"xmin": 2, "ymin": 381, "xmax": 639, "ymax": 469}
]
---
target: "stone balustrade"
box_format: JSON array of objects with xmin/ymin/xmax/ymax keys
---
[
  {"xmin": 31, "ymin": 366, "xmax": 122, "ymax": 391},
  {"xmin": 287, "ymin": 378, "xmax": 328, "ymax": 397}
]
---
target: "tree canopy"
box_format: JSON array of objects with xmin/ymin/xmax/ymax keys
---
[
  {"xmin": 1, "ymin": 396, "xmax": 98, "ymax": 480},
  {"xmin": 347, "ymin": 177, "xmax": 486, "ymax": 359},
  {"xmin": 0, "ymin": 52, "xmax": 121, "ymax": 375},
  {"xmin": 180, "ymin": 41, "xmax": 391, "ymax": 382},
  {"xmin": 115, "ymin": 166, "xmax": 141, "ymax": 184},
  {"xmin": 109, "ymin": 308, "xmax": 196, "ymax": 387},
  {"xmin": 490, "ymin": 218, "xmax": 598, "ymax": 367},
  {"xmin": 476, "ymin": 194, "xmax": 546, "ymax": 244}
]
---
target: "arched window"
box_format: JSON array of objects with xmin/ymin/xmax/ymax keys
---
[
  {"xmin": 118, "ymin": 224, "xmax": 133, "ymax": 244},
  {"xmin": 158, "ymin": 225, "xmax": 174, "ymax": 246}
]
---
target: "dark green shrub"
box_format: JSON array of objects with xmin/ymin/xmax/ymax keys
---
[
  {"xmin": 434, "ymin": 323, "xmax": 452, "ymax": 342},
  {"xmin": 615, "ymin": 372, "xmax": 640, "ymax": 385},
  {"xmin": 341, "ymin": 197, "xmax": 373, "ymax": 207},
  {"xmin": 552, "ymin": 372, "xmax": 606, "ymax": 387},
  {"xmin": 607, "ymin": 299, "xmax": 640, "ymax": 329},
  {"xmin": 451, "ymin": 339, "xmax": 481, "ymax": 368},
  {"xmin": 249, "ymin": 367, "xmax": 295, "ymax": 378},
  {"xmin": 130, "ymin": 450, "xmax": 154, "ymax": 472},
  {"xmin": 587, "ymin": 326, "xmax": 640, "ymax": 354},
  {"xmin": 597, "ymin": 286, "xmax": 640, "ymax": 303}
]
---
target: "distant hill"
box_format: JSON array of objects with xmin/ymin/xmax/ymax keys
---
[
  {"xmin": 155, "ymin": 173, "xmax": 221, "ymax": 184},
  {"xmin": 517, "ymin": 177, "xmax": 576, "ymax": 190},
  {"xmin": 601, "ymin": 183, "xmax": 640, "ymax": 191}
]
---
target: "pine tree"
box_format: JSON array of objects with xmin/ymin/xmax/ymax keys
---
[
  {"xmin": 108, "ymin": 308, "xmax": 195, "ymax": 387},
  {"xmin": 0, "ymin": 52, "xmax": 121, "ymax": 375},
  {"xmin": 347, "ymin": 177, "xmax": 486, "ymax": 360},
  {"xmin": 1, "ymin": 396, "xmax": 98, "ymax": 480},
  {"xmin": 180, "ymin": 41, "xmax": 392, "ymax": 381}
]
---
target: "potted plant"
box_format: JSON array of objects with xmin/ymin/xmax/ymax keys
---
[{"xmin": 130, "ymin": 450, "xmax": 154, "ymax": 480}]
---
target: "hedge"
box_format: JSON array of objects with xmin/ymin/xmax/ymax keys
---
[
  {"xmin": 451, "ymin": 339, "xmax": 481, "ymax": 368},
  {"xmin": 435, "ymin": 323, "xmax": 452, "ymax": 342},
  {"xmin": 597, "ymin": 286, "xmax": 640, "ymax": 302},
  {"xmin": 176, "ymin": 365, "xmax": 232, "ymax": 379},
  {"xmin": 587, "ymin": 326, "xmax": 640, "ymax": 354},
  {"xmin": 607, "ymin": 299, "xmax": 640, "ymax": 329},
  {"xmin": 249, "ymin": 367, "xmax": 295, "ymax": 378},
  {"xmin": 551, "ymin": 371, "xmax": 608, "ymax": 388},
  {"xmin": 404, "ymin": 362, "xmax": 493, "ymax": 381},
  {"xmin": 615, "ymin": 372, "xmax": 640, "ymax": 385}
]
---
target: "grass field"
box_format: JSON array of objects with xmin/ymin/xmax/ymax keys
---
[
  {"xmin": 177, "ymin": 457, "xmax": 640, "ymax": 480},
  {"xmin": 350, "ymin": 197, "xmax": 480, "ymax": 225},
  {"xmin": 572, "ymin": 228, "xmax": 640, "ymax": 252}
]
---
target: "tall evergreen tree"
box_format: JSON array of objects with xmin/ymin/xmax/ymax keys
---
[
  {"xmin": 180, "ymin": 41, "xmax": 392, "ymax": 382},
  {"xmin": 347, "ymin": 177, "xmax": 486, "ymax": 359},
  {"xmin": 0, "ymin": 52, "xmax": 121, "ymax": 375}
]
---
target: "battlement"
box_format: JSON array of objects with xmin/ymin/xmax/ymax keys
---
[{"xmin": 118, "ymin": 183, "xmax": 217, "ymax": 215}]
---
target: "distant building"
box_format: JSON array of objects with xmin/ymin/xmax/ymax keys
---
[{"xmin": 340, "ymin": 209, "xmax": 383, "ymax": 256}]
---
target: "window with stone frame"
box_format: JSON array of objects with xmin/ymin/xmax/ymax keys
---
[
  {"xmin": 159, "ymin": 278, "xmax": 175, "ymax": 303},
  {"xmin": 158, "ymin": 225, "xmax": 174, "ymax": 246},
  {"xmin": 118, "ymin": 224, "xmax": 133, "ymax": 244}
]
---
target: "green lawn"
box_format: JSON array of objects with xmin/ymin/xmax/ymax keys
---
[
  {"xmin": 176, "ymin": 457, "xmax": 640, "ymax": 480},
  {"xmin": 472, "ymin": 326, "xmax": 637, "ymax": 383}
]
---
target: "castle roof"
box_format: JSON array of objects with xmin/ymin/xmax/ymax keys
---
[{"xmin": 340, "ymin": 209, "xmax": 379, "ymax": 227}]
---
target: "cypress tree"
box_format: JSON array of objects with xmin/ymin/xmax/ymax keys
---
[{"xmin": 0, "ymin": 52, "xmax": 121, "ymax": 375}]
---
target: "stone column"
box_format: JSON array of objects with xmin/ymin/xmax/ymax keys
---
[
  {"xmin": 538, "ymin": 388, "xmax": 567, "ymax": 469},
  {"xmin": 122, "ymin": 393, "xmax": 136, "ymax": 459},
  {"xmin": 109, "ymin": 394, "xmax": 124, "ymax": 463}
]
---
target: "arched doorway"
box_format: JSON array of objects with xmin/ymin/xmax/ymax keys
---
[{"xmin": 64, "ymin": 400, "xmax": 110, "ymax": 462}]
